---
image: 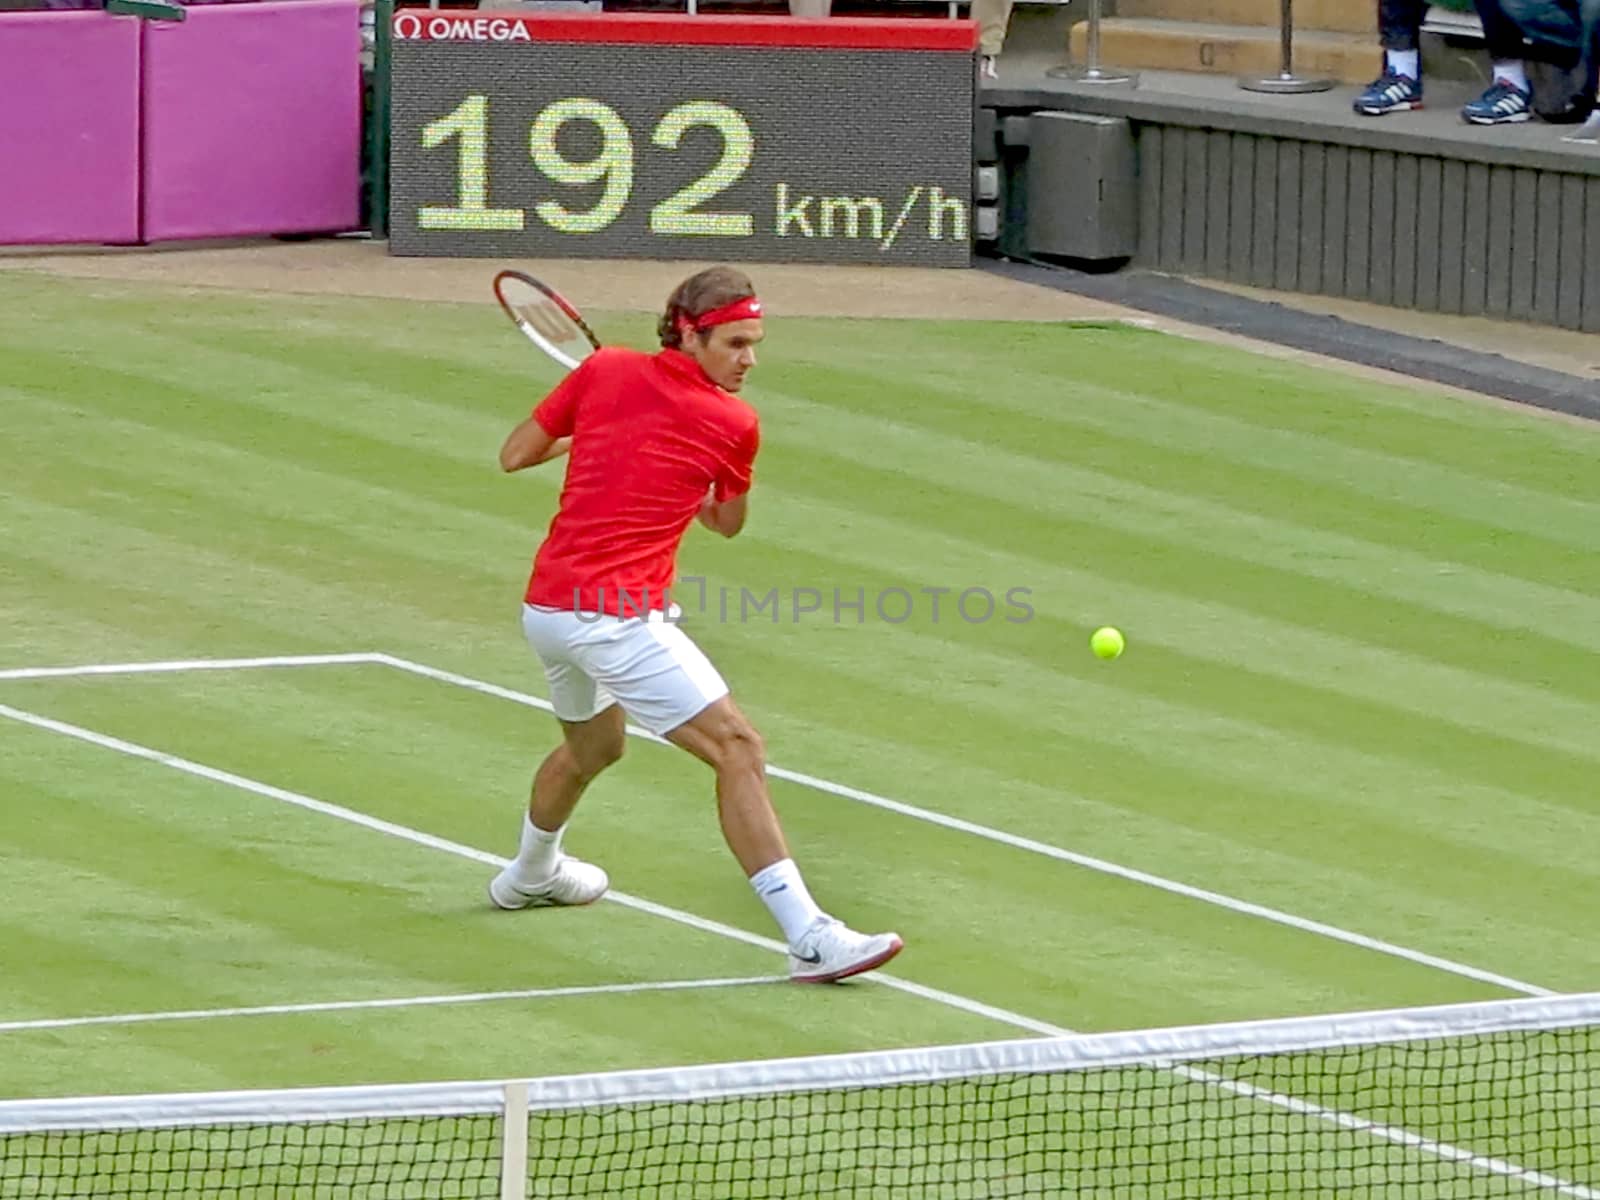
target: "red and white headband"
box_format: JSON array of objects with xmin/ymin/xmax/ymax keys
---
[{"xmin": 680, "ymin": 297, "xmax": 763, "ymax": 334}]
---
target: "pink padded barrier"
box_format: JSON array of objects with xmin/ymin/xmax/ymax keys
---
[
  {"xmin": 0, "ymin": 13, "xmax": 142, "ymax": 245},
  {"xmin": 140, "ymin": 0, "xmax": 361, "ymax": 240}
]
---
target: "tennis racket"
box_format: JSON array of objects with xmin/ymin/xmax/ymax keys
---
[{"xmin": 493, "ymin": 269, "xmax": 601, "ymax": 372}]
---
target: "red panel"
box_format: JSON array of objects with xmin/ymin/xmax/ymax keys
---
[{"xmin": 392, "ymin": 10, "xmax": 978, "ymax": 51}]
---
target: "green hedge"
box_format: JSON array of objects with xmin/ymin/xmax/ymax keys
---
[{"xmin": 1431, "ymin": 0, "xmax": 1476, "ymax": 11}]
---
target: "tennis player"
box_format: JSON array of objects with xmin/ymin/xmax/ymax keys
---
[{"xmin": 489, "ymin": 266, "xmax": 904, "ymax": 985}]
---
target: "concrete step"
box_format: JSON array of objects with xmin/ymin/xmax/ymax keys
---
[
  {"xmin": 1112, "ymin": 0, "xmax": 1375, "ymax": 37},
  {"xmin": 1070, "ymin": 18, "xmax": 1380, "ymax": 85}
]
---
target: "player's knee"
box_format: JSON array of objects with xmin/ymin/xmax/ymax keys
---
[
  {"xmin": 716, "ymin": 721, "xmax": 765, "ymax": 776},
  {"xmin": 573, "ymin": 734, "xmax": 625, "ymax": 779}
]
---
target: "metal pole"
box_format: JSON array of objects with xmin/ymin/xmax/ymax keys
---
[
  {"xmin": 1239, "ymin": 0, "xmax": 1333, "ymax": 93},
  {"xmin": 1046, "ymin": 0, "xmax": 1137, "ymax": 85},
  {"xmin": 369, "ymin": 0, "xmax": 393, "ymax": 238}
]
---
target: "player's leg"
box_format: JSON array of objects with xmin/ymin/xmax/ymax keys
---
[
  {"xmin": 574, "ymin": 616, "xmax": 903, "ymax": 982},
  {"xmin": 490, "ymin": 705, "xmax": 622, "ymax": 910},
  {"xmin": 564, "ymin": 613, "xmax": 903, "ymax": 980},
  {"xmin": 490, "ymin": 608, "xmax": 625, "ymax": 910},
  {"xmin": 665, "ymin": 697, "xmax": 904, "ymax": 984},
  {"xmin": 661, "ymin": 694, "xmax": 786, "ymax": 875},
  {"xmin": 530, "ymin": 705, "xmax": 628, "ymax": 835},
  {"xmin": 567, "ymin": 619, "xmax": 774, "ymax": 876}
]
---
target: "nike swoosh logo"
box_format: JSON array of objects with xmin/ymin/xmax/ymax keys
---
[{"xmin": 792, "ymin": 948, "xmax": 823, "ymax": 964}]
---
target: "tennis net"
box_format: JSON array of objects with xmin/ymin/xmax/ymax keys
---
[{"xmin": 1, "ymin": 989, "xmax": 1594, "ymax": 1198}]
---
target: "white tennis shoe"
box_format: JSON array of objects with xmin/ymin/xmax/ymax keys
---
[
  {"xmin": 788, "ymin": 917, "xmax": 904, "ymax": 984},
  {"xmin": 489, "ymin": 857, "xmax": 609, "ymax": 910}
]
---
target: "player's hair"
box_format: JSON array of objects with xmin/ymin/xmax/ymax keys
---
[{"xmin": 657, "ymin": 267, "xmax": 758, "ymax": 348}]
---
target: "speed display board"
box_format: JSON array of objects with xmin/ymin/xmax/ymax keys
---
[{"xmin": 388, "ymin": 13, "xmax": 977, "ymax": 266}]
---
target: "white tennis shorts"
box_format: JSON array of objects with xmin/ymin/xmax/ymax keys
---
[{"xmin": 521, "ymin": 604, "xmax": 729, "ymax": 735}]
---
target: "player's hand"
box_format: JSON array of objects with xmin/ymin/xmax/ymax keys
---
[{"xmin": 696, "ymin": 488, "xmax": 747, "ymax": 538}]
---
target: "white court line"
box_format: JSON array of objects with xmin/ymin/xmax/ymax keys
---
[
  {"xmin": 3, "ymin": 700, "xmax": 1586, "ymax": 1198},
  {"xmin": 1184, "ymin": 1062, "xmax": 1598, "ymax": 1199},
  {"xmin": 2, "ymin": 650, "xmax": 1552, "ymax": 998},
  {"xmin": 371, "ymin": 653, "xmax": 1553, "ymax": 999},
  {"xmin": 0, "ymin": 701, "xmax": 1060, "ymax": 1039},
  {"xmin": 0, "ymin": 653, "xmax": 380, "ymax": 682},
  {"xmin": 0, "ymin": 976, "xmax": 780, "ymax": 1035}
]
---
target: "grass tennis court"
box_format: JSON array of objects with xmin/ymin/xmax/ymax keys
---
[{"xmin": 1, "ymin": 267, "xmax": 1597, "ymax": 1192}]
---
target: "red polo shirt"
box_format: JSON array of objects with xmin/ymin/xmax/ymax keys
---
[{"xmin": 523, "ymin": 347, "xmax": 760, "ymax": 617}]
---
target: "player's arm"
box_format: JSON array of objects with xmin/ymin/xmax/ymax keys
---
[
  {"xmin": 499, "ymin": 418, "xmax": 570, "ymax": 472},
  {"xmin": 502, "ymin": 357, "xmax": 592, "ymax": 472},
  {"xmin": 699, "ymin": 420, "xmax": 757, "ymax": 536},
  {"xmin": 698, "ymin": 490, "xmax": 748, "ymax": 538}
]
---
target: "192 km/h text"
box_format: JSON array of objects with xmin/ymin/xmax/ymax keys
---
[{"xmin": 415, "ymin": 95, "xmax": 967, "ymax": 247}]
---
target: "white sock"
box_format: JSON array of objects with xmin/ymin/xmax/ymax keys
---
[
  {"xmin": 513, "ymin": 814, "xmax": 563, "ymax": 883},
  {"xmin": 1386, "ymin": 49, "xmax": 1420, "ymax": 80},
  {"xmin": 1493, "ymin": 61, "xmax": 1529, "ymax": 92},
  {"xmin": 750, "ymin": 859, "xmax": 825, "ymax": 945}
]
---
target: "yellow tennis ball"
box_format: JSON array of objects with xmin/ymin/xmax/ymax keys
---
[{"xmin": 1091, "ymin": 626, "xmax": 1125, "ymax": 660}]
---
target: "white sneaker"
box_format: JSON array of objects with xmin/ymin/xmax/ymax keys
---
[
  {"xmin": 788, "ymin": 917, "xmax": 904, "ymax": 983},
  {"xmin": 981, "ymin": 55, "xmax": 998, "ymax": 81},
  {"xmin": 488, "ymin": 857, "xmax": 609, "ymax": 910}
]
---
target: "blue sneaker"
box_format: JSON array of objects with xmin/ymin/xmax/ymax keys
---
[
  {"xmin": 1353, "ymin": 70, "xmax": 1423, "ymax": 116},
  {"xmin": 1462, "ymin": 79, "xmax": 1532, "ymax": 124}
]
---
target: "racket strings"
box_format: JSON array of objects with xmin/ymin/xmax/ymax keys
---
[
  {"xmin": 495, "ymin": 271, "xmax": 599, "ymax": 370},
  {"xmin": 512, "ymin": 296, "xmax": 583, "ymax": 346}
]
